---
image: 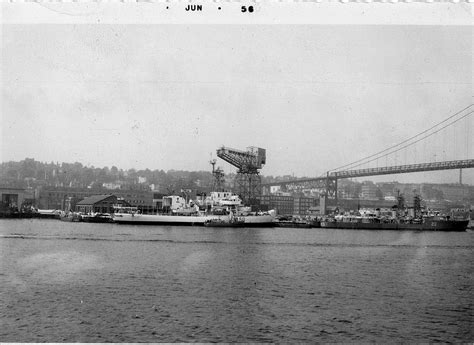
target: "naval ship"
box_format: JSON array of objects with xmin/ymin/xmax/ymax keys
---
[
  {"xmin": 320, "ymin": 194, "xmax": 469, "ymax": 232},
  {"xmin": 113, "ymin": 191, "xmax": 275, "ymax": 227}
]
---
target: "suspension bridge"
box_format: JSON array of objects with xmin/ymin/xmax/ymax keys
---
[{"xmin": 262, "ymin": 104, "xmax": 474, "ymax": 199}]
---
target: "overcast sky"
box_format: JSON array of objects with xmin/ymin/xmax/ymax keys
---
[{"xmin": 1, "ymin": 25, "xmax": 472, "ymax": 183}]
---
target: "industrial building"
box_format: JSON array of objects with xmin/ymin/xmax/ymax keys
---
[
  {"xmin": 360, "ymin": 181, "xmax": 379, "ymax": 200},
  {"xmin": 36, "ymin": 187, "xmax": 155, "ymax": 213},
  {"xmin": 75, "ymin": 195, "xmax": 118, "ymax": 214},
  {"xmin": 259, "ymin": 195, "xmax": 317, "ymax": 216},
  {"xmin": 293, "ymin": 197, "xmax": 317, "ymax": 215},
  {"xmin": 0, "ymin": 187, "xmax": 35, "ymax": 210}
]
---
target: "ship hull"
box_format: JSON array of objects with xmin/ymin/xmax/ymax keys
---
[
  {"xmin": 320, "ymin": 219, "xmax": 469, "ymax": 231},
  {"xmin": 204, "ymin": 221, "xmax": 245, "ymax": 228},
  {"xmin": 274, "ymin": 222, "xmax": 313, "ymax": 228},
  {"xmin": 113, "ymin": 213, "xmax": 275, "ymax": 227},
  {"xmin": 82, "ymin": 216, "xmax": 113, "ymax": 223},
  {"xmin": 205, "ymin": 221, "xmax": 275, "ymax": 228},
  {"xmin": 241, "ymin": 214, "xmax": 275, "ymax": 227},
  {"xmin": 113, "ymin": 213, "xmax": 228, "ymax": 225}
]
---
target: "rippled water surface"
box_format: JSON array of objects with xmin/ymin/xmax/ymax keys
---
[{"xmin": 1, "ymin": 219, "xmax": 473, "ymax": 342}]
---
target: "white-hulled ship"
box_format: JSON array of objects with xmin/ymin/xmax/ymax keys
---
[{"xmin": 113, "ymin": 192, "xmax": 275, "ymax": 227}]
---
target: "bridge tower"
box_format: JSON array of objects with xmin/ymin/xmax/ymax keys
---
[
  {"xmin": 326, "ymin": 172, "xmax": 338, "ymax": 201},
  {"xmin": 216, "ymin": 146, "xmax": 266, "ymax": 205}
]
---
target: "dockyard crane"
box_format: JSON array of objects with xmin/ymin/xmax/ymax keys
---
[{"xmin": 216, "ymin": 146, "xmax": 266, "ymax": 205}]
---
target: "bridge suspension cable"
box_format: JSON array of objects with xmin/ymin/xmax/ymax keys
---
[
  {"xmin": 329, "ymin": 104, "xmax": 473, "ymax": 173},
  {"xmin": 340, "ymin": 110, "xmax": 473, "ymax": 170}
]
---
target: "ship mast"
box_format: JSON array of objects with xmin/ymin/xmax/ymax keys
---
[{"xmin": 210, "ymin": 159, "xmax": 225, "ymax": 192}]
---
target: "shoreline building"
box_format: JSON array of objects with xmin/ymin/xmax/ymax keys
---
[
  {"xmin": 75, "ymin": 195, "xmax": 118, "ymax": 214},
  {"xmin": 36, "ymin": 187, "xmax": 155, "ymax": 213},
  {"xmin": 0, "ymin": 187, "xmax": 36, "ymax": 211},
  {"xmin": 259, "ymin": 195, "xmax": 317, "ymax": 216}
]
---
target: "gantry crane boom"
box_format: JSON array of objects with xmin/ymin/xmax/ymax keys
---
[
  {"xmin": 216, "ymin": 146, "xmax": 266, "ymax": 173},
  {"xmin": 216, "ymin": 146, "xmax": 266, "ymax": 205}
]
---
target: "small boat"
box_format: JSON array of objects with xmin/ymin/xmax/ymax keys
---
[
  {"xmin": 274, "ymin": 220, "xmax": 312, "ymax": 228},
  {"xmin": 35, "ymin": 209, "xmax": 60, "ymax": 219},
  {"xmin": 273, "ymin": 216, "xmax": 319, "ymax": 228},
  {"xmin": 59, "ymin": 211, "xmax": 82, "ymax": 222},
  {"xmin": 82, "ymin": 212, "xmax": 113, "ymax": 223}
]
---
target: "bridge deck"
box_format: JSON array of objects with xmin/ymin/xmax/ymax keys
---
[
  {"xmin": 332, "ymin": 159, "xmax": 474, "ymax": 179},
  {"xmin": 262, "ymin": 159, "xmax": 474, "ymax": 187}
]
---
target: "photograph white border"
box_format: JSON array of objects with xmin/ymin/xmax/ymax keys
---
[{"xmin": 2, "ymin": 1, "xmax": 472, "ymax": 26}]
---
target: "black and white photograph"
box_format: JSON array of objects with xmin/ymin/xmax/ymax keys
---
[{"xmin": 1, "ymin": 2, "xmax": 473, "ymax": 343}]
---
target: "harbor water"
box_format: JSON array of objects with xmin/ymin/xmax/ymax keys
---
[{"xmin": 1, "ymin": 219, "xmax": 473, "ymax": 342}]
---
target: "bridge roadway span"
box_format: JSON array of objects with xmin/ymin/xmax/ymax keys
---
[{"xmin": 262, "ymin": 159, "xmax": 474, "ymax": 190}]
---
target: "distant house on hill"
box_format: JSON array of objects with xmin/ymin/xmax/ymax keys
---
[{"xmin": 75, "ymin": 195, "xmax": 118, "ymax": 214}]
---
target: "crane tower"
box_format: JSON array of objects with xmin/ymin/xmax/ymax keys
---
[{"xmin": 216, "ymin": 146, "xmax": 266, "ymax": 205}]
